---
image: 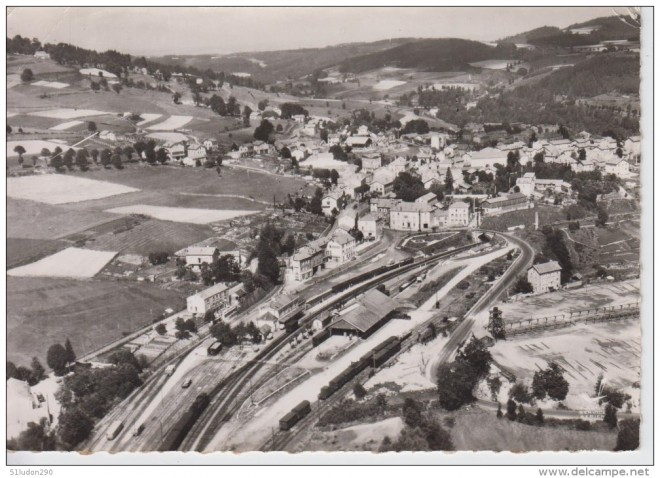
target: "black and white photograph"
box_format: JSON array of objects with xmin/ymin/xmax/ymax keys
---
[{"xmin": 4, "ymin": 4, "xmax": 653, "ymax": 470}]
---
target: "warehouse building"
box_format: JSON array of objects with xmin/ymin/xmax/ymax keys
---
[{"xmin": 329, "ymin": 290, "xmax": 399, "ymax": 338}]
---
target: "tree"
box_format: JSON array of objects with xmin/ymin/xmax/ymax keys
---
[
  {"xmin": 596, "ymin": 207, "xmax": 609, "ymax": 227},
  {"xmin": 58, "ymin": 408, "xmax": 94, "ymax": 450},
  {"xmin": 30, "ymin": 357, "xmax": 46, "ymax": 384},
  {"xmin": 123, "ymin": 146, "xmax": 134, "ymax": 161},
  {"xmin": 402, "ymin": 398, "xmax": 424, "ymax": 428},
  {"xmin": 604, "ymin": 403, "xmax": 618, "ymax": 429},
  {"xmin": 9, "ymin": 418, "xmax": 56, "ymax": 451},
  {"xmin": 21, "ymin": 68, "xmax": 34, "ymax": 82},
  {"xmin": 445, "ymin": 167, "xmax": 454, "ymax": 192},
  {"xmin": 509, "ymin": 382, "xmax": 532, "ymax": 404},
  {"xmin": 243, "ymin": 105, "xmax": 253, "ymax": 127},
  {"xmin": 111, "ymin": 153, "xmax": 123, "ymax": 169},
  {"xmin": 254, "ymin": 119, "xmax": 274, "ymax": 142},
  {"xmin": 536, "ymin": 408, "xmax": 544, "ymax": 425},
  {"xmin": 112, "ymin": 83, "xmax": 122, "ymax": 94},
  {"xmin": 87, "ymin": 121, "xmax": 97, "ymax": 132},
  {"xmin": 7, "ymin": 361, "xmax": 18, "ymax": 380},
  {"xmin": 210, "ymin": 321, "xmax": 238, "ymax": 347},
  {"xmin": 512, "ymin": 277, "xmax": 533, "ymax": 294},
  {"xmin": 100, "ymin": 149, "xmax": 112, "ymax": 168},
  {"xmin": 172, "ymin": 92, "xmax": 181, "ymax": 104},
  {"xmin": 456, "ymin": 336, "xmax": 492, "ymax": 379},
  {"xmin": 258, "ymin": 99, "xmax": 268, "ymax": 111},
  {"xmin": 155, "ymin": 323, "xmax": 167, "ymax": 335},
  {"xmin": 615, "ymin": 419, "xmax": 640, "ymax": 451},
  {"xmin": 280, "ymin": 146, "xmax": 291, "ymax": 159},
  {"xmin": 65, "ymin": 338, "xmax": 76, "ymax": 365},
  {"xmin": 156, "ymin": 148, "xmax": 168, "ymax": 164},
  {"xmin": 532, "ymin": 362, "xmax": 569, "ymax": 401},
  {"xmin": 353, "ymin": 383, "xmax": 367, "ymax": 400},
  {"xmin": 506, "ymin": 399, "xmax": 517, "ymax": 421},
  {"xmin": 7, "ymin": 124, "xmax": 12, "ymax": 134},
  {"xmin": 436, "ymin": 361, "xmax": 478, "ymax": 411},
  {"xmin": 90, "ymin": 149, "xmax": 99, "ymax": 163},
  {"xmin": 496, "ymin": 403, "xmax": 503, "ymax": 419},
  {"xmin": 46, "ymin": 343, "xmax": 68, "ymax": 376},
  {"xmin": 393, "ymin": 172, "xmax": 426, "ymax": 201},
  {"xmin": 329, "ymin": 144, "xmax": 348, "ymax": 161},
  {"xmin": 13, "ymin": 145, "xmax": 25, "ymax": 162},
  {"xmin": 310, "ymin": 187, "xmax": 323, "ymax": 215},
  {"xmin": 75, "ymin": 149, "xmax": 89, "ymax": 171},
  {"xmin": 488, "ymin": 306, "xmax": 506, "ymax": 339},
  {"xmin": 330, "ymin": 169, "xmax": 339, "ymax": 185},
  {"xmin": 148, "ymin": 251, "xmax": 169, "ymax": 265}
]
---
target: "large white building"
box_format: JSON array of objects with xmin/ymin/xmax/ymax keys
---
[
  {"xmin": 187, "ymin": 282, "xmax": 232, "ymax": 315},
  {"xmin": 390, "ymin": 202, "xmax": 433, "ymax": 232},
  {"xmin": 447, "ymin": 201, "xmax": 471, "ymax": 226},
  {"xmin": 527, "ymin": 261, "xmax": 562, "ymax": 294},
  {"xmin": 516, "ymin": 172, "xmax": 536, "ymax": 197},
  {"xmin": 325, "ymin": 229, "xmax": 357, "ymax": 267}
]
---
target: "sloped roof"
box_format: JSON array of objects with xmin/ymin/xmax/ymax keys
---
[
  {"xmin": 186, "ymin": 246, "xmax": 218, "ymax": 256},
  {"xmin": 531, "ymin": 261, "xmax": 562, "ymax": 275},
  {"xmin": 270, "ymin": 294, "xmax": 299, "ymax": 311},
  {"xmin": 331, "ymin": 290, "xmax": 397, "ymax": 333}
]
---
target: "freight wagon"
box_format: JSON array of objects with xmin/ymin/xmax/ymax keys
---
[
  {"xmin": 158, "ymin": 393, "xmax": 210, "ymax": 451},
  {"xmin": 279, "ymin": 400, "xmax": 312, "ymax": 431}
]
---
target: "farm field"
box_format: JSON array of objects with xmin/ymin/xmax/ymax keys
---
[
  {"xmin": 105, "ymin": 204, "xmax": 259, "ymax": 224},
  {"xmin": 305, "ymin": 417, "xmax": 405, "ymax": 452},
  {"xmin": 49, "ymin": 120, "xmax": 83, "ymax": 130},
  {"xmin": 7, "ymin": 174, "xmax": 140, "ymax": 204},
  {"xmin": 70, "ymin": 164, "xmax": 313, "ymax": 203},
  {"xmin": 71, "ymin": 217, "xmax": 214, "ymax": 255},
  {"xmin": 373, "ymin": 80, "xmax": 407, "ymax": 90},
  {"xmin": 29, "ymin": 108, "xmax": 111, "ymax": 119},
  {"xmin": 7, "ymin": 276, "xmax": 187, "ymax": 366},
  {"xmin": 7, "ymin": 198, "xmax": 118, "ymax": 240},
  {"xmin": 7, "ymin": 139, "xmax": 71, "ymax": 157},
  {"xmin": 449, "ymin": 409, "xmax": 616, "ymax": 451},
  {"xmin": 8, "ymin": 247, "xmax": 117, "ymax": 278},
  {"xmin": 7, "ymin": 237, "xmax": 68, "ymax": 269},
  {"xmin": 146, "ymin": 115, "xmax": 193, "ymax": 130}
]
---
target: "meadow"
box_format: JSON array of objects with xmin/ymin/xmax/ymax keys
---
[
  {"xmin": 8, "ymin": 247, "xmax": 118, "ymax": 278},
  {"xmin": 7, "ymin": 276, "xmax": 187, "ymax": 367}
]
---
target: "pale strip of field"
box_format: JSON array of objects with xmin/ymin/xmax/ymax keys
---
[
  {"xmin": 7, "ymin": 112, "xmax": 19, "ymax": 118},
  {"xmin": 32, "ymin": 80, "xmax": 69, "ymax": 89},
  {"xmin": 7, "ymin": 175, "xmax": 139, "ymax": 205},
  {"xmin": 79, "ymin": 67, "xmax": 117, "ymax": 78},
  {"xmin": 49, "ymin": 120, "xmax": 83, "ymax": 131},
  {"xmin": 29, "ymin": 108, "xmax": 110, "ymax": 119},
  {"xmin": 146, "ymin": 132, "xmax": 189, "ymax": 142},
  {"xmin": 7, "ymin": 139, "xmax": 72, "ymax": 157},
  {"xmin": 146, "ymin": 115, "xmax": 193, "ymax": 131},
  {"xmin": 136, "ymin": 113, "xmax": 163, "ymax": 126},
  {"xmin": 8, "ymin": 247, "xmax": 117, "ymax": 278},
  {"xmin": 105, "ymin": 204, "xmax": 259, "ymax": 224},
  {"xmin": 373, "ymin": 80, "xmax": 406, "ymax": 91},
  {"xmin": 469, "ymin": 59, "xmax": 510, "ymax": 70},
  {"xmin": 7, "ymin": 74, "xmax": 21, "ymax": 89}
]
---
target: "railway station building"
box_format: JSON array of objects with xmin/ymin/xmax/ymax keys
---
[{"xmin": 329, "ymin": 290, "xmax": 399, "ymax": 339}]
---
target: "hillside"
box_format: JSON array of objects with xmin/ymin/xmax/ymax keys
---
[
  {"xmin": 566, "ymin": 14, "xmax": 641, "ymax": 39},
  {"xmin": 337, "ymin": 38, "xmax": 505, "ymax": 73},
  {"xmin": 150, "ymin": 38, "xmax": 415, "ymax": 83},
  {"xmin": 498, "ymin": 26, "xmax": 562, "ymax": 45}
]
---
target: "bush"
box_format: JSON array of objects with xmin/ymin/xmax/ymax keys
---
[
  {"xmin": 353, "ymin": 383, "xmax": 367, "ymax": 400},
  {"xmin": 148, "ymin": 251, "xmax": 169, "ymax": 265}
]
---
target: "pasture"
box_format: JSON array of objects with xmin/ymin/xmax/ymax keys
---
[
  {"xmin": 49, "ymin": 120, "xmax": 84, "ymax": 130},
  {"xmin": 449, "ymin": 409, "xmax": 616, "ymax": 452},
  {"xmin": 7, "ymin": 237, "xmax": 68, "ymax": 269},
  {"xmin": 8, "ymin": 247, "xmax": 117, "ymax": 278},
  {"xmin": 7, "ymin": 174, "xmax": 140, "ymax": 205},
  {"xmin": 7, "ymin": 139, "xmax": 72, "ymax": 157},
  {"xmin": 29, "ymin": 108, "xmax": 111, "ymax": 119},
  {"xmin": 146, "ymin": 115, "xmax": 193, "ymax": 130},
  {"xmin": 7, "ymin": 276, "xmax": 187, "ymax": 366},
  {"xmin": 105, "ymin": 204, "xmax": 259, "ymax": 225}
]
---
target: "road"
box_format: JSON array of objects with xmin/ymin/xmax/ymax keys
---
[{"xmin": 427, "ymin": 230, "xmax": 535, "ymax": 381}]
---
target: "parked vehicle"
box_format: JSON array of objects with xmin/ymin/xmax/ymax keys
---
[
  {"xmin": 207, "ymin": 341, "xmax": 223, "ymax": 356},
  {"xmin": 106, "ymin": 420, "xmax": 124, "ymax": 441},
  {"xmin": 182, "ymin": 378, "xmax": 192, "ymax": 389}
]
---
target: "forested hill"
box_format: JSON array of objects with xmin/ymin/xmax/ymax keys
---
[
  {"xmin": 498, "ymin": 26, "xmax": 563, "ymax": 45},
  {"xmin": 533, "ymin": 54, "xmax": 640, "ymax": 97},
  {"xmin": 150, "ymin": 38, "xmax": 415, "ymax": 83},
  {"xmin": 337, "ymin": 38, "xmax": 508, "ymax": 73}
]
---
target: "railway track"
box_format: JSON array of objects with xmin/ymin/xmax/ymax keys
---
[{"xmin": 176, "ymin": 242, "xmax": 483, "ymax": 451}]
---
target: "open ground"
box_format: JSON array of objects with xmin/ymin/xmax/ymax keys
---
[{"xmin": 7, "ymin": 276, "xmax": 187, "ymax": 367}]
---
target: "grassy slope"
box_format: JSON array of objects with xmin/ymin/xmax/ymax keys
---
[
  {"xmin": 7, "ymin": 276, "xmax": 187, "ymax": 367},
  {"xmin": 449, "ymin": 409, "xmax": 616, "ymax": 452}
]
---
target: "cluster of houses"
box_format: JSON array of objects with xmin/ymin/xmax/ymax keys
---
[{"xmin": 160, "ymin": 138, "xmax": 220, "ymax": 166}]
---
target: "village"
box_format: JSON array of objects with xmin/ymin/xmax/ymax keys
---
[{"xmin": 6, "ymin": 7, "xmax": 645, "ymax": 461}]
